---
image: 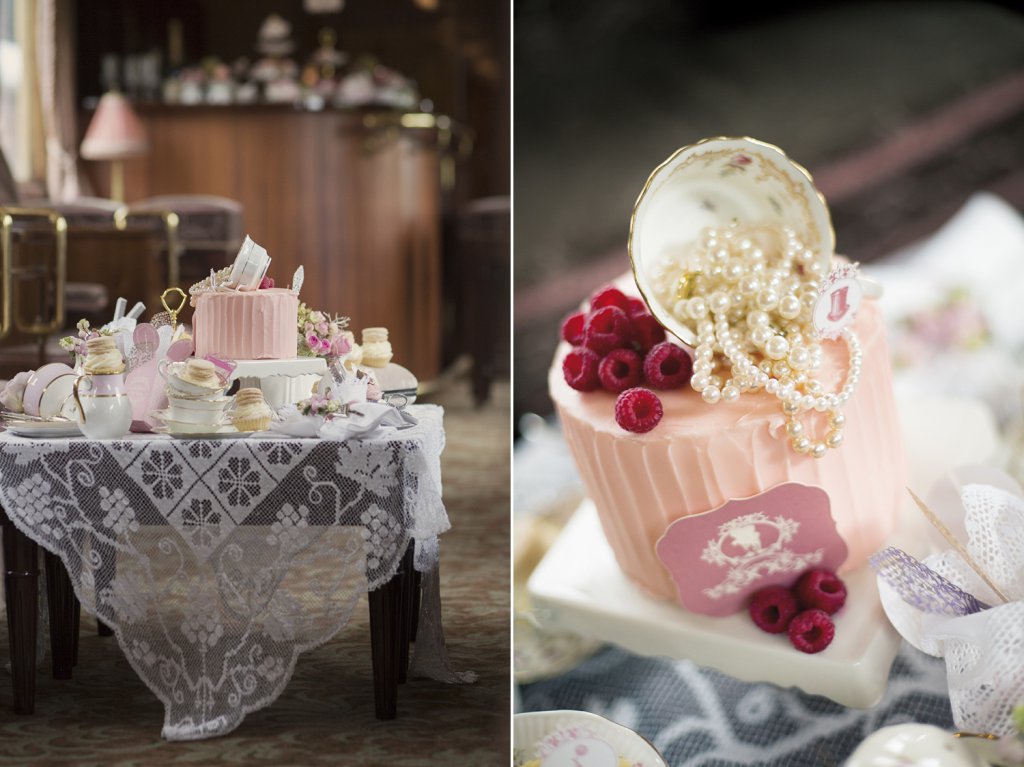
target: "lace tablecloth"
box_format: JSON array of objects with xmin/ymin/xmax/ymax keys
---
[{"xmin": 0, "ymin": 404, "xmax": 470, "ymax": 740}]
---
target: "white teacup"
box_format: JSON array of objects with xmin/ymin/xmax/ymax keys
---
[{"xmin": 166, "ymin": 394, "xmax": 232, "ymax": 425}]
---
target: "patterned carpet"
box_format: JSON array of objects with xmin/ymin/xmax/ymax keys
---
[{"xmin": 0, "ymin": 380, "xmax": 511, "ymax": 766}]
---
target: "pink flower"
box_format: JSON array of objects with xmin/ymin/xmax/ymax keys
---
[
  {"xmin": 304, "ymin": 322, "xmax": 314, "ymax": 333},
  {"xmin": 330, "ymin": 336, "xmax": 351, "ymax": 357},
  {"xmin": 306, "ymin": 332, "xmax": 321, "ymax": 351},
  {"xmin": 316, "ymin": 321, "xmax": 329, "ymax": 335},
  {"xmin": 318, "ymin": 337, "xmax": 332, "ymax": 354}
]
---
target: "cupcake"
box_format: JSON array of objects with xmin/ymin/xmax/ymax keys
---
[
  {"xmin": 343, "ymin": 330, "xmax": 364, "ymax": 367},
  {"xmin": 360, "ymin": 327, "xmax": 392, "ymax": 368},
  {"xmin": 232, "ymin": 387, "xmax": 273, "ymax": 432},
  {"xmin": 83, "ymin": 336, "xmax": 125, "ymax": 375}
]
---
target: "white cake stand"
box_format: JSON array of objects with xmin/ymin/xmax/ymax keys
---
[
  {"xmin": 526, "ymin": 394, "xmax": 1001, "ymax": 708},
  {"xmin": 228, "ymin": 358, "xmax": 327, "ymax": 409}
]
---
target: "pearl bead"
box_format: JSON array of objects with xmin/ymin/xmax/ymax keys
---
[
  {"xmin": 765, "ymin": 379, "xmax": 779, "ymax": 394},
  {"xmin": 810, "ymin": 442, "xmax": 827, "ymax": 459},
  {"xmin": 698, "ymin": 320, "xmax": 714, "ymax": 337},
  {"xmin": 757, "ymin": 290, "xmax": 778, "ymax": 311},
  {"xmin": 747, "ymin": 310, "xmax": 769, "ymax": 327},
  {"xmin": 702, "ymin": 385, "xmax": 721, "ymax": 404},
  {"xmin": 709, "ymin": 292, "xmax": 730, "ymax": 314},
  {"xmin": 688, "ymin": 297, "xmax": 708, "ymax": 320},
  {"xmin": 825, "ymin": 430, "xmax": 843, "ymax": 448},
  {"xmin": 800, "ymin": 394, "xmax": 815, "ymax": 410},
  {"xmin": 829, "ymin": 413, "xmax": 846, "ymax": 428},
  {"xmin": 764, "ymin": 335, "xmax": 789, "ymax": 360},
  {"xmin": 721, "ymin": 384, "xmax": 740, "ymax": 402},
  {"xmin": 792, "ymin": 435, "xmax": 811, "ymax": 453},
  {"xmin": 783, "ymin": 401, "xmax": 799, "ymax": 415},
  {"xmin": 786, "ymin": 420, "xmax": 804, "ymax": 437},
  {"xmin": 726, "ymin": 260, "xmax": 744, "ymax": 279},
  {"xmin": 712, "ymin": 247, "xmax": 730, "ymax": 262},
  {"xmin": 772, "ymin": 361, "xmax": 791, "ymax": 379},
  {"xmin": 694, "ymin": 361, "xmax": 712, "ymax": 376},
  {"xmin": 788, "ymin": 346, "xmax": 810, "ymax": 370},
  {"xmin": 778, "ymin": 295, "xmax": 801, "ymax": 319},
  {"xmin": 751, "ymin": 326, "xmax": 772, "ymax": 346},
  {"xmin": 740, "ymin": 277, "xmax": 761, "ymax": 294},
  {"xmin": 673, "ymin": 300, "xmax": 690, "ymax": 320},
  {"xmin": 749, "ymin": 247, "xmax": 765, "ymax": 262}
]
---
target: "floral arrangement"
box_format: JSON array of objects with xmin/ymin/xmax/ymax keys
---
[
  {"xmin": 297, "ymin": 302, "xmax": 350, "ymax": 359},
  {"xmin": 297, "ymin": 389, "xmax": 345, "ymax": 418},
  {"xmin": 58, "ymin": 319, "xmax": 113, "ymax": 360}
]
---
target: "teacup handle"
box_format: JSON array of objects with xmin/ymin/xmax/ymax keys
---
[
  {"xmin": 72, "ymin": 375, "xmax": 93, "ymax": 423},
  {"xmin": 158, "ymin": 359, "xmax": 172, "ymax": 381}
]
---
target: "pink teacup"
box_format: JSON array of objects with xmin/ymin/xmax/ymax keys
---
[{"xmin": 23, "ymin": 363, "xmax": 76, "ymax": 416}]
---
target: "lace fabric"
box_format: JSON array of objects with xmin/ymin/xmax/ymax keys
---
[
  {"xmin": 0, "ymin": 404, "xmax": 472, "ymax": 739},
  {"xmin": 878, "ymin": 482, "xmax": 1024, "ymax": 736}
]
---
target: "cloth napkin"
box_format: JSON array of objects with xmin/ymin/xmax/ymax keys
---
[{"xmin": 269, "ymin": 402, "xmax": 418, "ymax": 440}]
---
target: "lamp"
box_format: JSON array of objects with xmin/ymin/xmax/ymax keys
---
[{"xmin": 80, "ymin": 91, "xmax": 148, "ymax": 202}]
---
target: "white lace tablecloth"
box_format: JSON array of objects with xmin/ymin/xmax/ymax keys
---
[{"xmin": 0, "ymin": 404, "xmax": 471, "ymax": 740}]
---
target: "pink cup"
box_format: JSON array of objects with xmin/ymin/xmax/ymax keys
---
[{"xmin": 23, "ymin": 363, "xmax": 76, "ymax": 416}]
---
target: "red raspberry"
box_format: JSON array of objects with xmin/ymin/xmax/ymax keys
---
[
  {"xmin": 626, "ymin": 297, "xmax": 649, "ymax": 316},
  {"xmin": 631, "ymin": 313, "xmax": 666, "ymax": 353},
  {"xmin": 598, "ymin": 348, "xmax": 642, "ymax": 393},
  {"xmin": 788, "ymin": 609, "xmax": 835, "ymax": 654},
  {"xmin": 258, "ymin": 276, "xmax": 275, "ymax": 289},
  {"xmin": 584, "ymin": 306, "xmax": 631, "ymax": 354},
  {"xmin": 589, "ymin": 286, "xmax": 631, "ymax": 313},
  {"xmin": 795, "ymin": 569, "xmax": 847, "ymax": 614},
  {"xmin": 560, "ymin": 311, "xmax": 587, "ymax": 346},
  {"xmin": 614, "ymin": 388, "xmax": 663, "ymax": 433},
  {"xmin": 643, "ymin": 341, "xmax": 693, "ymax": 389},
  {"xmin": 562, "ymin": 347, "xmax": 601, "ymax": 392},
  {"xmin": 748, "ymin": 585, "xmax": 798, "ymax": 634}
]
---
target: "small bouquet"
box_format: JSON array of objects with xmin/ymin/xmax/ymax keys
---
[
  {"xmin": 298, "ymin": 390, "xmax": 346, "ymax": 418},
  {"xmin": 297, "ymin": 302, "xmax": 351, "ymax": 359},
  {"xmin": 59, "ymin": 318, "xmax": 113, "ymax": 361}
]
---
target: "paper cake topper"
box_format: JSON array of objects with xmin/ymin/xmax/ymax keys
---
[
  {"xmin": 656, "ymin": 482, "xmax": 848, "ymax": 616},
  {"xmin": 291, "ymin": 265, "xmax": 304, "ymax": 295},
  {"xmin": 813, "ymin": 262, "xmax": 863, "ymax": 339}
]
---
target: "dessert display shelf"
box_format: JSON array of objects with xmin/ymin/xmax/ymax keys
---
[
  {"xmin": 228, "ymin": 357, "xmax": 328, "ymax": 408},
  {"xmin": 527, "ymin": 394, "xmax": 1000, "ymax": 708}
]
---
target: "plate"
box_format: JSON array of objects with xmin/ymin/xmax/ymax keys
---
[
  {"xmin": 153, "ymin": 426, "xmax": 250, "ymax": 440},
  {"xmin": 513, "ymin": 710, "xmax": 668, "ymax": 767},
  {"xmin": 629, "ymin": 137, "xmax": 834, "ymax": 346},
  {"xmin": 151, "ymin": 411, "xmax": 239, "ymax": 437},
  {"xmin": 4, "ymin": 420, "xmax": 82, "ymax": 438}
]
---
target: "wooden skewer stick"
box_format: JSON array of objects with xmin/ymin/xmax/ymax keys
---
[{"xmin": 907, "ymin": 487, "xmax": 1010, "ymax": 604}]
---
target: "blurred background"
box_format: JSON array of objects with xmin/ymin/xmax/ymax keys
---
[{"xmin": 1, "ymin": 0, "xmax": 509, "ymax": 402}]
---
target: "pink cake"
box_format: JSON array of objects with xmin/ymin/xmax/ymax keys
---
[
  {"xmin": 193, "ymin": 288, "xmax": 299, "ymax": 360},
  {"xmin": 549, "ymin": 291, "xmax": 906, "ymax": 603}
]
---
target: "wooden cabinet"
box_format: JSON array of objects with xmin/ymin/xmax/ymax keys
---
[{"xmin": 85, "ymin": 106, "xmax": 443, "ymax": 380}]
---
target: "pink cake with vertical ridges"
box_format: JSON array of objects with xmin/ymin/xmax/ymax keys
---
[
  {"xmin": 193, "ymin": 288, "xmax": 299, "ymax": 360},
  {"xmin": 549, "ymin": 291, "xmax": 906, "ymax": 603}
]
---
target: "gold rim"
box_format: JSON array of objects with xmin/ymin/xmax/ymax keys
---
[{"xmin": 628, "ymin": 136, "xmax": 835, "ymax": 346}]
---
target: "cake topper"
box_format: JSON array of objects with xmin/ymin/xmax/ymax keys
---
[{"xmin": 292, "ymin": 265, "xmax": 304, "ymax": 295}]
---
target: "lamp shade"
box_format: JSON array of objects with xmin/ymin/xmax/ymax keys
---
[{"xmin": 80, "ymin": 92, "xmax": 148, "ymax": 160}]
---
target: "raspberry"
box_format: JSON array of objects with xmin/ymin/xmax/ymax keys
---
[
  {"xmin": 598, "ymin": 348, "xmax": 642, "ymax": 393},
  {"xmin": 788, "ymin": 609, "xmax": 835, "ymax": 654},
  {"xmin": 748, "ymin": 585, "xmax": 798, "ymax": 634},
  {"xmin": 562, "ymin": 347, "xmax": 601, "ymax": 392},
  {"xmin": 795, "ymin": 569, "xmax": 847, "ymax": 614},
  {"xmin": 631, "ymin": 313, "xmax": 666, "ymax": 353},
  {"xmin": 643, "ymin": 341, "xmax": 693, "ymax": 389},
  {"xmin": 589, "ymin": 286, "xmax": 631, "ymax": 313},
  {"xmin": 584, "ymin": 306, "xmax": 631, "ymax": 354},
  {"xmin": 259, "ymin": 276, "xmax": 275, "ymax": 289},
  {"xmin": 614, "ymin": 388, "xmax": 663, "ymax": 433},
  {"xmin": 560, "ymin": 311, "xmax": 587, "ymax": 346},
  {"xmin": 626, "ymin": 297, "xmax": 649, "ymax": 316}
]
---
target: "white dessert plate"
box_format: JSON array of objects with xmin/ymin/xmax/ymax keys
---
[
  {"xmin": 151, "ymin": 411, "xmax": 238, "ymax": 437},
  {"xmin": 526, "ymin": 394, "xmax": 1001, "ymax": 708},
  {"xmin": 4, "ymin": 420, "xmax": 82, "ymax": 438},
  {"xmin": 514, "ymin": 710, "xmax": 668, "ymax": 767}
]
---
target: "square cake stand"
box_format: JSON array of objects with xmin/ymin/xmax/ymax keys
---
[{"xmin": 526, "ymin": 394, "xmax": 1001, "ymax": 709}]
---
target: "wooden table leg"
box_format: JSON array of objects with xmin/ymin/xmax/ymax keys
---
[
  {"xmin": 72, "ymin": 594, "xmax": 80, "ymax": 667},
  {"xmin": 410, "ymin": 570, "xmax": 422, "ymax": 643},
  {"xmin": 1, "ymin": 508, "xmax": 39, "ymax": 714},
  {"xmin": 43, "ymin": 551, "xmax": 76, "ymax": 680},
  {"xmin": 397, "ymin": 542, "xmax": 415, "ymax": 684},
  {"xmin": 368, "ymin": 575, "xmax": 400, "ymax": 720}
]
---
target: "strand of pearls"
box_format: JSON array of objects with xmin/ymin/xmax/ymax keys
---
[{"xmin": 652, "ymin": 222, "xmax": 861, "ymax": 458}]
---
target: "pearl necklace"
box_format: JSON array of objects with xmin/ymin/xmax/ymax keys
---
[{"xmin": 651, "ymin": 223, "xmax": 861, "ymax": 458}]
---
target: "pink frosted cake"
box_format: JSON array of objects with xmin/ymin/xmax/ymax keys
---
[
  {"xmin": 550, "ymin": 292, "xmax": 905, "ymax": 603},
  {"xmin": 193, "ymin": 288, "xmax": 299, "ymax": 360}
]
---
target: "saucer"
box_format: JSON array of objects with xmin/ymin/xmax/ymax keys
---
[
  {"xmin": 514, "ymin": 710, "xmax": 667, "ymax": 767},
  {"xmin": 151, "ymin": 410, "xmax": 236, "ymax": 436}
]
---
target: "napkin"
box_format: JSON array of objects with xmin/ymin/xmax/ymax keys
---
[{"xmin": 269, "ymin": 402, "xmax": 417, "ymax": 440}]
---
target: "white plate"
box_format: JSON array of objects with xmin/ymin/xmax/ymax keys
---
[
  {"xmin": 151, "ymin": 411, "xmax": 239, "ymax": 436},
  {"xmin": 513, "ymin": 710, "xmax": 667, "ymax": 767},
  {"xmin": 4, "ymin": 421, "xmax": 82, "ymax": 438},
  {"xmin": 526, "ymin": 394, "xmax": 1001, "ymax": 707}
]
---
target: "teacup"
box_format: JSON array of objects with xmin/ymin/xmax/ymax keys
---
[
  {"xmin": 23, "ymin": 363, "xmax": 76, "ymax": 416},
  {"xmin": 166, "ymin": 394, "xmax": 232, "ymax": 425},
  {"xmin": 159, "ymin": 359, "xmax": 229, "ymax": 397}
]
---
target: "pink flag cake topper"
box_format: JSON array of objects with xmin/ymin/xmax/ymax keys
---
[
  {"xmin": 813, "ymin": 262, "xmax": 863, "ymax": 339},
  {"xmin": 656, "ymin": 482, "xmax": 848, "ymax": 616}
]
